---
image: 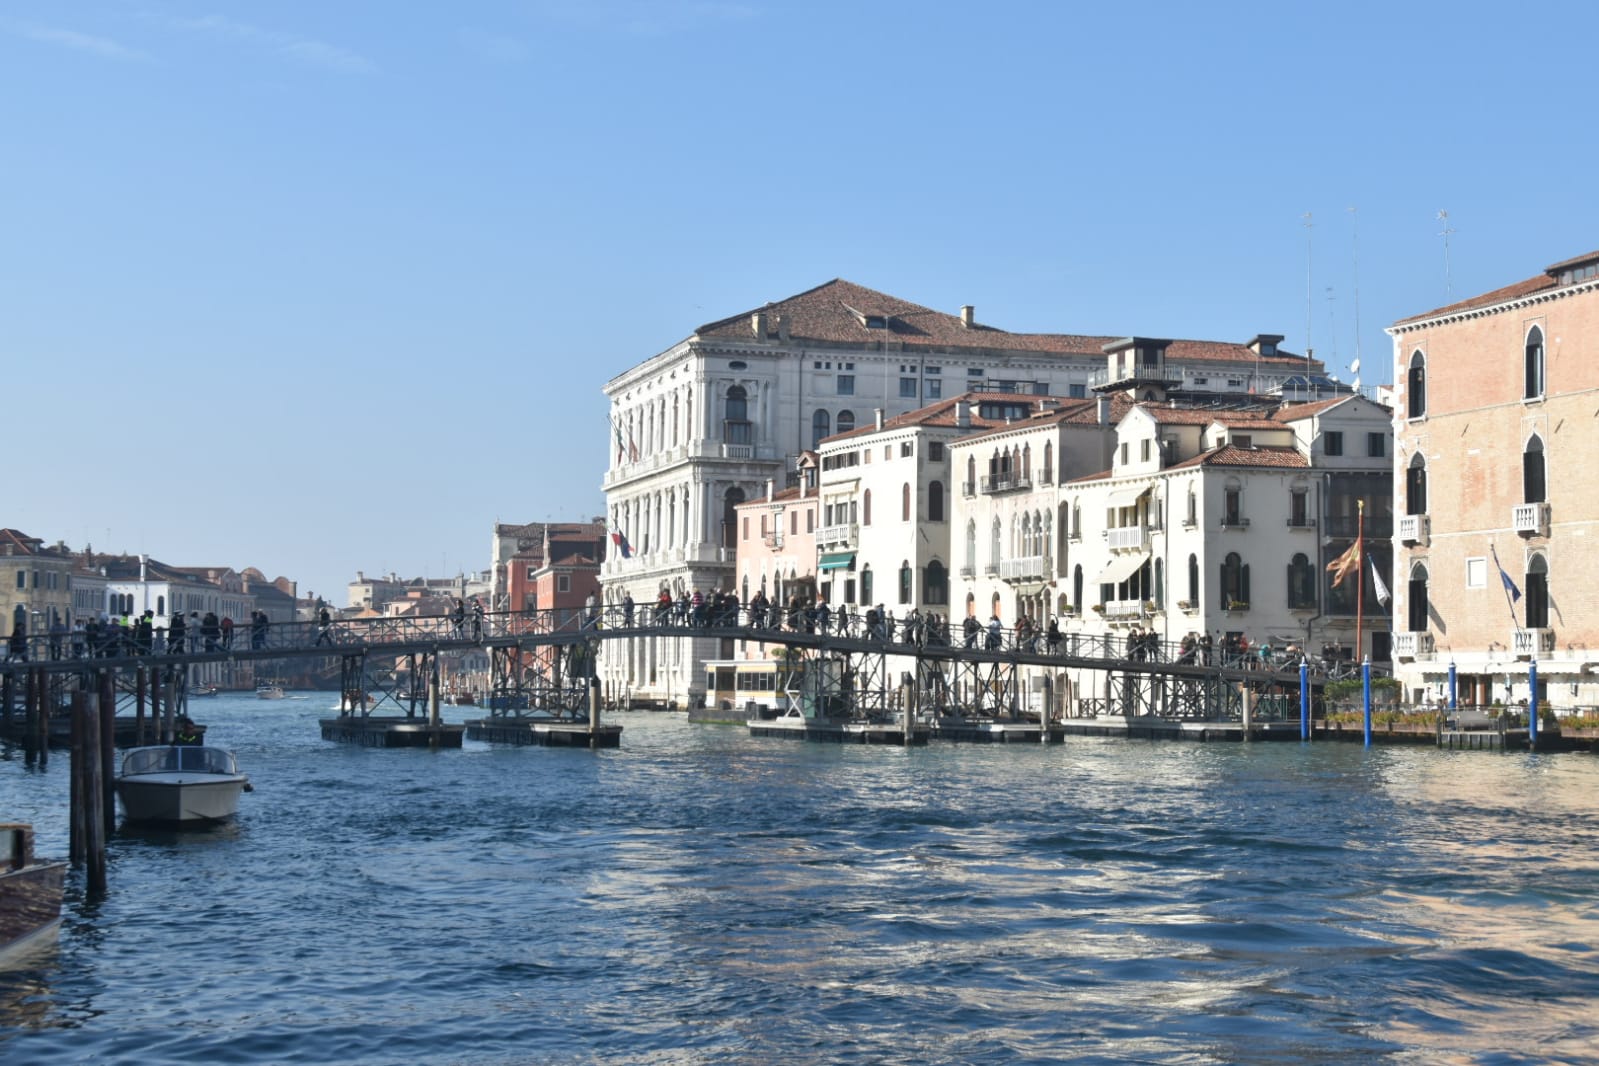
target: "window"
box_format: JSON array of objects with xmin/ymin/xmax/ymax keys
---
[
  {"xmin": 863, "ymin": 489, "xmax": 872, "ymax": 526},
  {"xmin": 812, "ymin": 409, "xmax": 830, "ymax": 449},
  {"xmin": 14, "ymin": 570, "xmax": 22, "ymax": 589},
  {"xmin": 1406, "ymin": 454, "xmax": 1428, "ymax": 515},
  {"xmin": 721, "ymin": 487, "xmax": 745, "ymax": 548},
  {"xmin": 990, "ymin": 519, "xmax": 1002, "ymax": 567},
  {"xmin": 1185, "ymin": 487, "xmax": 1197, "ymax": 527},
  {"xmin": 927, "ymin": 379, "xmax": 942, "ymax": 400},
  {"xmin": 928, "ymin": 481, "xmax": 945, "ymax": 522},
  {"xmin": 900, "ymin": 442, "xmax": 914, "ymax": 458},
  {"xmin": 902, "ymin": 483, "xmax": 912, "ymax": 521},
  {"xmin": 1407, "ymin": 351, "xmax": 1426, "ymax": 419},
  {"xmin": 1223, "ymin": 487, "xmax": 1243, "ymax": 526},
  {"xmin": 725, "ymin": 385, "xmax": 747, "ymax": 421},
  {"xmin": 924, "ymin": 561, "xmax": 948, "ymax": 605},
  {"xmin": 1407, "ymin": 562, "xmax": 1429, "ymax": 632},
  {"xmin": 1526, "ymin": 554, "xmax": 1549, "ymax": 628},
  {"xmin": 1524, "ymin": 435, "xmax": 1546, "ymax": 504},
  {"xmin": 1324, "ymin": 431, "xmax": 1344, "ymax": 456},
  {"xmin": 1287, "ymin": 553, "xmax": 1316, "ymax": 609},
  {"xmin": 1233, "ymin": 434, "xmax": 1252, "ymax": 447},
  {"xmin": 1069, "ymin": 383, "xmax": 1087, "ymax": 399},
  {"xmin": 1042, "ymin": 443, "xmax": 1053, "ymax": 484},
  {"xmin": 1187, "ymin": 553, "xmax": 1199, "ymax": 605},
  {"xmin": 899, "ymin": 562, "xmax": 913, "ymax": 604},
  {"xmin": 899, "ymin": 377, "xmax": 917, "ymax": 398},
  {"xmin": 1289, "ymin": 489, "xmax": 1310, "ymax": 527},
  {"xmin": 1140, "ymin": 439, "xmax": 1151, "ymax": 462},
  {"xmin": 965, "ymin": 521, "xmax": 977, "ymax": 572},
  {"xmin": 1367, "ymin": 432, "xmax": 1385, "ymax": 458},
  {"xmin": 742, "ymin": 517, "xmax": 749, "ymax": 541},
  {"xmin": 1120, "ymin": 442, "xmax": 1129, "ymax": 465},
  {"xmin": 806, "ymin": 511, "xmax": 814, "ymax": 533},
  {"xmin": 1465, "ymin": 557, "xmax": 1486, "ymax": 589},
  {"xmin": 929, "ymin": 442, "xmax": 945, "ymax": 461},
  {"xmin": 861, "ymin": 567, "xmax": 873, "ymax": 605},
  {"xmin": 790, "ymin": 510, "xmax": 798, "ymax": 535},
  {"xmin": 1525, "ymin": 326, "xmax": 1545, "ymax": 400},
  {"xmin": 1220, "ymin": 552, "xmax": 1250, "ymax": 608},
  {"xmin": 557, "ymin": 574, "xmax": 570, "ymax": 593},
  {"xmin": 837, "ymin": 375, "xmax": 854, "ymax": 395}
]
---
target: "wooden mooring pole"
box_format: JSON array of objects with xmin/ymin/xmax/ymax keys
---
[
  {"xmin": 71, "ymin": 689, "xmax": 107, "ymax": 893},
  {"xmin": 1, "ymin": 670, "xmax": 12, "ymax": 733},
  {"xmin": 589, "ymin": 677, "xmax": 601, "ymax": 749},
  {"xmin": 23, "ymin": 668, "xmax": 38, "ymax": 765},
  {"xmin": 100, "ymin": 673, "xmax": 117, "ymax": 831},
  {"xmin": 135, "ymin": 665, "xmax": 147, "ymax": 746}
]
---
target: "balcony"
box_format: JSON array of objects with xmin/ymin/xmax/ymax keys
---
[
  {"xmin": 1089, "ymin": 358, "xmax": 1183, "ymax": 393},
  {"xmin": 1220, "ymin": 516, "xmax": 1251, "ymax": 529},
  {"xmin": 1512, "ymin": 627, "xmax": 1555, "ymax": 658},
  {"xmin": 1285, "ymin": 516, "xmax": 1317, "ymax": 530},
  {"xmin": 958, "ymin": 565, "xmax": 976, "ymax": 579},
  {"xmin": 1393, "ymin": 631, "xmax": 1435, "ymax": 662},
  {"xmin": 1104, "ymin": 599, "xmax": 1148, "ymax": 621},
  {"xmin": 1106, "ymin": 526, "xmax": 1147, "ymax": 552},
  {"xmin": 820, "ymin": 522, "xmax": 858, "ymax": 549},
  {"xmin": 1398, "ymin": 513, "xmax": 1429, "ymax": 546},
  {"xmin": 1513, "ymin": 502, "xmax": 1550, "ymax": 537},
  {"xmin": 999, "ymin": 556, "xmax": 1050, "ymax": 581},
  {"xmin": 961, "ymin": 480, "xmax": 977, "ymax": 497},
  {"xmin": 983, "ymin": 562, "xmax": 1000, "ymax": 577},
  {"xmin": 763, "ymin": 532, "xmax": 784, "ymax": 551},
  {"xmin": 980, "ymin": 472, "xmax": 1033, "ymax": 494}
]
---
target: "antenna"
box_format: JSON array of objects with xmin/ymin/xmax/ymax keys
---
[
  {"xmin": 1302, "ymin": 212, "xmax": 1314, "ymax": 359},
  {"xmin": 1437, "ymin": 209, "xmax": 1455, "ymax": 296},
  {"xmin": 1348, "ymin": 206, "xmax": 1362, "ymax": 391}
]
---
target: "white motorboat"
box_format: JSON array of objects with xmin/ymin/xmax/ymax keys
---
[
  {"xmin": 256, "ymin": 682, "xmax": 285, "ymax": 700},
  {"xmin": 115, "ymin": 746, "xmax": 251, "ymax": 825}
]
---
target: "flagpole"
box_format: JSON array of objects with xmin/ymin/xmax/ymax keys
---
[{"xmin": 1355, "ymin": 500, "xmax": 1364, "ymax": 661}]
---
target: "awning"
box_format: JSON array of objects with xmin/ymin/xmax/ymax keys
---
[
  {"xmin": 1104, "ymin": 484, "xmax": 1150, "ymax": 510},
  {"xmin": 1095, "ymin": 552, "xmax": 1150, "ymax": 586},
  {"xmin": 818, "ymin": 552, "xmax": 857, "ymax": 571}
]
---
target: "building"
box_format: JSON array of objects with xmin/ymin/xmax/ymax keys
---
[
  {"xmin": 489, "ymin": 521, "xmax": 606, "ymax": 610},
  {"xmin": 601, "ymin": 280, "xmax": 1328, "ymax": 706},
  {"xmin": 1387, "ymin": 248, "xmax": 1599, "ymax": 709},
  {"xmin": 0, "ymin": 530, "xmax": 76, "ymax": 638}
]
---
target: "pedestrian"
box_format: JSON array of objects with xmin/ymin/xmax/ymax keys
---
[
  {"xmin": 986, "ymin": 612, "xmax": 1002, "ymax": 651},
  {"xmin": 5, "ymin": 625, "xmax": 27, "ymax": 663},
  {"xmin": 315, "ymin": 606, "xmax": 333, "ymax": 646},
  {"xmin": 251, "ymin": 610, "xmax": 269, "ymax": 650},
  {"xmin": 963, "ymin": 614, "xmax": 979, "ymax": 649},
  {"xmin": 1046, "ymin": 617, "xmax": 1061, "ymax": 655},
  {"xmin": 201, "ymin": 611, "xmax": 220, "ymax": 653},
  {"xmin": 622, "ymin": 592, "xmax": 634, "ymax": 628},
  {"xmin": 71, "ymin": 619, "xmax": 87, "ymax": 660},
  {"xmin": 220, "ymin": 615, "xmax": 234, "ymax": 650},
  {"xmin": 168, "ymin": 612, "xmax": 187, "ymax": 656},
  {"xmin": 472, "ymin": 597, "xmax": 485, "ymax": 640},
  {"xmin": 453, "ymin": 598, "xmax": 467, "ymax": 636},
  {"xmin": 188, "ymin": 612, "xmax": 202, "ymax": 653}
]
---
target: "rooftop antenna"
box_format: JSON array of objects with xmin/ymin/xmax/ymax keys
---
[
  {"xmin": 1302, "ymin": 212, "xmax": 1314, "ymax": 361},
  {"xmin": 1348, "ymin": 206, "xmax": 1362, "ymax": 392},
  {"xmin": 1437, "ymin": 209, "xmax": 1455, "ymax": 296}
]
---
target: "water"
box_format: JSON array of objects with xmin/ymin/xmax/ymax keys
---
[{"xmin": 4, "ymin": 695, "xmax": 1599, "ymax": 1064}]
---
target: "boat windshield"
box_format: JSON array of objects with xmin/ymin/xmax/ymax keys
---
[{"xmin": 121, "ymin": 746, "xmax": 239, "ymax": 776}]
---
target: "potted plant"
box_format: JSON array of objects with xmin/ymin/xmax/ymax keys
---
[{"xmin": 1228, "ymin": 600, "xmax": 1249, "ymax": 611}]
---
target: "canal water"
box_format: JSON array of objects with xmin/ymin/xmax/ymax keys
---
[{"xmin": 3, "ymin": 694, "xmax": 1599, "ymax": 1064}]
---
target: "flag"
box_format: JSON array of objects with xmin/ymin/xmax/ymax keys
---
[
  {"xmin": 627, "ymin": 428, "xmax": 639, "ymax": 462},
  {"xmin": 612, "ymin": 416, "xmax": 625, "ymax": 462},
  {"xmin": 610, "ymin": 531, "xmax": 632, "ymax": 559},
  {"xmin": 1491, "ymin": 544, "xmax": 1521, "ymax": 603},
  {"xmin": 1326, "ymin": 537, "xmax": 1362, "ymax": 589},
  {"xmin": 1370, "ymin": 560, "xmax": 1390, "ymax": 608}
]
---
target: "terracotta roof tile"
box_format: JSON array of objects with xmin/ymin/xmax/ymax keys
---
[
  {"xmin": 1394, "ymin": 274, "xmax": 1558, "ymax": 326},
  {"xmin": 1272, "ymin": 397, "xmax": 1351, "ymax": 421},
  {"xmin": 1140, "ymin": 406, "xmax": 1282, "ymax": 428},
  {"xmin": 1166, "ymin": 445, "xmax": 1309, "ymax": 471}
]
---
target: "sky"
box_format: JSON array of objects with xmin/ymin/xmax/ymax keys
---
[{"xmin": 4, "ymin": 1, "xmax": 1597, "ymax": 605}]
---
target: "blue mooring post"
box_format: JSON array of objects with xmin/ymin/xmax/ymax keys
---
[
  {"xmin": 1361, "ymin": 657, "xmax": 1373, "ymax": 749},
  {"xmin": 1299, "ymin": 660, "xmax": 1309, "ymax": 741},
  {"xmin": 1448, "ymin": 660, "xmax": 1458, "ymax": 711},
  {"xmin": 1529, "ymin": 659, "xmax": 1539, "ymax": 747}
]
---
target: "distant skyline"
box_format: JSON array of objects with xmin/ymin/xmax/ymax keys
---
[{"xmin": 5, "ymin": 1, "xmax": 1596, "ymax": 602}]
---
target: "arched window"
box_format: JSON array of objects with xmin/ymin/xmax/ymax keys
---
[
  {"xmin": 721, "ymin": 487, "xmax": 746, "ymax": 548},
  {"xmin": 1187, "ymin": 553, "xmax": 1199, "ymax": 605},
  {"xmin": 1186, "ymin": 486, "xmax": 1197, "ymax": 527},
  {"xmin": 1407, "ymin": 351, "xmax": 1426, "ymax": 419},
  {"xmin": 1154, "ymin": 558, "xmax": 1164, "ymax": 608},
  {"xmin": 1022, "ymin": 444, "xmax": 1032, "ymax": 479},
  {"xmin": 990, "ymin": 519, "xmax": 1002, "ymax": 567},
  {"xmin": 1287, "ymin": 553, "xmax": 1316, "ymax": 609},
  {"xmin": 1526, "ymin": 554, "xmax": 1548, "ymax": 628},
  {"xmin": 863, "ymin": 489, "xmax": 872, "ymax": 526},
  {"xmin": 811, "ymin": 409, "xmax": 830, "ymax": 449},
  {"xmin": 860, "ymin": 565, "xmax": 873, "ymax": 605},
  {"xmin": 836, "ymin": 410, "xmax": 856, "ymax": 434},
  {"xmin": 1407, "ymin": 562, "xmax": 1429, "ymax": 632},
  {"xmin": 1407, "ymin": 453, "xmax": 1428, "ymax": 515},
  {"xmin": 726, "ymin": 385, "xmax": 747, "ymax": 422},
  {"xmin": 1071, "ymin": 502, "xmax": 1081, "ymax": 539},
  {"xmin": 1043, "ymin": 442, "xmax": 1053, "ymax": 484},
  {"xmin": 1073, "ymin": 564, "xmax": 1084, "ymax": 611},
  {"xmin": 1221, "ymin": 552, "xmax": 1249, "ymax": 608},
  {"xmin": 1020, "ymin": 513, "xmax": 1032, "ymax": 557},
  {"xmin": 671, "ymin": 394, "xmax": 680, "ymax": 447},
  {"xmin": 924, "ymin": 561, "xmax": 948, "ymax": 606},
  {"xmin": 1525, "ymin": 326, "xmax": 1545, "ymax": 400},
  {"xmin": 965, "ymin": 591, "xmax": 976, "ymax": 619},
  {"xmin": 724, "ymin": 386, "xmax": 751, "ymax": 445},
  {"xmin": 928, "ymin": 481, "xmax": 946, "ymax": 522},
  {"xmin": 899, "ymin": 561, "xmax": 913, "ymax": 604},
  {"xmin": 1524, "ymin": 435, "xmax": 1546, "ymax": 504},
  {"xmin": 965, "ymin": 520, "xmax": 977, "ymax": 572},
  {"xmin": 902, "ymin": 482, "xmax": 912, "ymax": 522}
]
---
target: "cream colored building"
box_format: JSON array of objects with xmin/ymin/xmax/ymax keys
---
[
  {"xmin": 0, "ymin": 529, "xmax": 76, "ymax": 638},
  {"xmin": 1387, "ymin": 248, "xmax": 1599, "ymax": 710}
]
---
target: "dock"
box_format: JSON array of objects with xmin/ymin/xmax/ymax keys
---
[
  {"xmin": 318, "ymin": 717, "xmax": 465, "ymax": 748},
  {"xmin": 747, "ymin": 716, "xmax": 929, "ymax": 745},
  {"xmin": 464, "ymin": 718, "xmax": 622, "ymax": 748}
]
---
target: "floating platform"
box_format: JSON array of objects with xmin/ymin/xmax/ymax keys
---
[
  {"xmin": 747, "ymin": 716, "xmax": 928, "ymax": 745},
  {"xmin": 930, "ymin": 717, "xmax": 1054, "ymax": 743},
  {"xmin": 1060, "ymin": 715, "xmax": 1307, "ymax": 742},
  {"xmin": 464, "ymin": 718, "xmax": 622, "ymax": 748},
  {"xmin": 319, "ymin": 716, "xmax": 465, "ymax": 748},
  {"xmin": 1, "ymin": 715, "xmax": 205, "ymax": 749}
]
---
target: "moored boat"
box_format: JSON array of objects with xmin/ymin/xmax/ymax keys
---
[
  {"xmin": 256, "ymin": 681, "xmax": 285, "ymax": 700},
  {"xmin": 115, "ymin": 745, "xmax": 251, "ymax": 825},
  {"xmin": 0, "ymin": 823, "xmax": 67, "ymax": 963}
]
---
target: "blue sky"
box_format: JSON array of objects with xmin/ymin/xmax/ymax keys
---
[{"xmin": 4, "ymin": 1, "xmax": 1596, "ymax": 605}]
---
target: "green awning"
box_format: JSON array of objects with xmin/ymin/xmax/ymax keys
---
[{"xmin": 819, "ymin": 552, "xmax": 857, "ymax": 571}]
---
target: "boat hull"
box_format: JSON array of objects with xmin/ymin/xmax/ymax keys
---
[
  {"xmin": 116, "ymin": 775, "xmax": 247, "ymax": 825},
  {"xmin": 0, "ymin": 826, "xmax": 66, "ymax": 965}
]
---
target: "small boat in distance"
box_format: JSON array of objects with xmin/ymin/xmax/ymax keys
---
[
  {"xmin": 256, "ymin": 681, "xmax": 285, "ymax": 700},
  {"xmin": 115, "ymin": 746, "xmax": 251, "ymax": 826},
  {"xmin": 190, "ymin": 685, "xmax": 220, "ymax": 698},
  {"xmin": 0, "ymin": 823, "xmax": 67, "ymax": 963}
]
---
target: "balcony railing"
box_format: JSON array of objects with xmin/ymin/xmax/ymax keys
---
[
  {"xmin": 1285, "ymin": 516, "xmax": 1317, "ymax": 530},
  {"xmin": 980, "ymin": 472, "xmax": 1033, "ymax": 494},
  {"xmin": 763, "ymin": 532, "xmax": 784, "ymax": 550},
  {"xmin": 1088, "ymin": 361, "xmax": 1183, "ymax": 391},
  {"xmin": 958, "ymin": 565, "xmax": 976, "ymax": 579},
  {"xmin": 819, "ymin": 522, "xmax": 858, "ymax": 548},
  {"xmin": 1393, "ymin": 631, "xmax": 1435, "ymax": 661},
  {"xmin": 961, "ymin": 480, "xmax": 977, "ymax": 497},
  {"xmin": 1398, "ymin": 513, "xmax": 1429, "ymax": 546},
  {"xmin": 1220, "ymin": 516, "xmax": 1251, "ymax": 529},
  {"xmin": 1513, "ymin": 502, "xmax": 1550, "ymax": 537},
  {"xmin": 983, "ymin": 562, "xmax": 1000, "ymax": 577},
  {"xmin": 1107, "ymin": 526, "xmax": 1147, "ymax": 552},
  {"xmin": 1512, "ymin": 627, "xmax": 1555, "ymax": 658},
  {"xmin": 1104, "ymin": 599, "xmax": 1148, "ymax": 620},
  {"xmin": 999, "ymin": 556, "xmax": 1049, "ymax": 581}
]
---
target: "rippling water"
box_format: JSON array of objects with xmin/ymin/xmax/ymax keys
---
[{"xmin": 3, "ymin": 695, "xmax": 1599, "ymax": 1064}]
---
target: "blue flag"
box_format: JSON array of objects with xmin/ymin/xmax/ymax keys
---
[{"xmin": 1491, "ymin": 544, "xmax": 1521, "ymax": 603}]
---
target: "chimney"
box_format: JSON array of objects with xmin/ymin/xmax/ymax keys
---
[
  {"xmin": 139, "ymin": 554, "xmax": 147, "ymax": 582},
  {"xmin": 874, "ymin": 408, "xmax": 884, "ymax": 430},
  {"xmin": 955, "ymin": 400, "xmax": 971, "ymax": 428},
  {"xmin": 960, "ymin": 305, "xmax": 974, "ymax": 328},
  {"xmin": 765, "ymin": 478, "xmax": 774, "ymax": 502},
  {"xmin": 1097, "ymin": 395, "xmax": 1111, "ymax": 425},
  {"xmin": 752, "ymin": 312, "xmax": 768, "ymax": 338},
  {"xmin": 776, "ymin": 314, "xmax": 790, "ymax": 342}
]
